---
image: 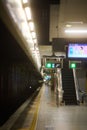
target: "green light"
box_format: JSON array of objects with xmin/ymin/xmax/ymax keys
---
[
  {"xmin": 52, "ymin": 63, "xmax": 55, "ymax": 68},
  {"xmin": 45, "ymin": 63, "xmax": 55, "ymax": 68},
  {"xmin": 70, "ymin": 63, "xmax": 76, "ymax": 68},
  {"xmin": 46, "ymin": 63, "xmax": 52, "ymax": 68}
]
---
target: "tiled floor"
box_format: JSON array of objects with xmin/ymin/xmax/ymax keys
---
[
  {"xmin": 36, "ymin": 84, "xmax": 87, "ymax": 130},
  {"xmin": 1, "ymin": 84, "xmax": 87, "ymax": 130}
]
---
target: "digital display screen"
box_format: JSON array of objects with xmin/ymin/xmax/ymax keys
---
[{"xmin": 68, "ymin": 43, "xmax": 87, "ymax": 59}]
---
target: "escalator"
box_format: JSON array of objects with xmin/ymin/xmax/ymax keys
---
[{"xmin": 61, "ymin": 59, "xmax": 77, "ymax": 105}]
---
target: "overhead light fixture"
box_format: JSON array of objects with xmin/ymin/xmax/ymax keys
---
[
  {"xmin": 65, "ymin": 29, "xmax": 87, "ymax": 34},
  {"xmin": 22, "ymin": 0, "xmax": 28, "ymax": 4},
  {"xmin": 66, "ymin": 21, "xmax": 83, "ymax": 24},
  {"xmin": 31, "ymin": 32, "xmax": 36, "ymax": 38},
  {"xmin": 5, "ymin": 0, "xmax": 40, "ymax": 70},
  {"xmin": 29, "ymin": 21, "xmax": 34, "ymax": 31},
  {"xmin": 33, "ymin": 39, "xmax": 37, "ymax": 44},
  {"xmin": 24, "ymin": 7, "xmax": 32, "ymax": 20},
  {"xmin": 21, "ymin": 22, "xmax": 31, "ymax": 38},
  {"xmin": 66, "ymin": 24, "xmax": 72, "ymax": 27}
]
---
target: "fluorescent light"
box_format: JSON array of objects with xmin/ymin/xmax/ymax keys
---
[
  {"xmin": 29, "ymin": 21, "xmax": 34, "ymax": 31},
  {"xmin": 21, "ymin": 21, "xmax": 32, "ymax": 40},
  {"xmin": 68, "ymin": 21, "xmax": 83, "ymax": 24},
  {"xmin": 66, "ymin": 24, "xmax": 72, "ymax": 27},
  {"xmin": 22, "ymin": 0, "xmax": 28, "ymax": 4},
  {"xmin": 33, "ymin": 39, "xmax": 37, "ymax": 44},
  {"xmin": 31, "ymin": 32, "xmax": 36, "ymax": 38},
  {"xmin": 6, "ymin": 0, "xmax": 40, "ymax": 70},
  {"xmin": 65, "ymin": 29, "xmax": 87, "ymax": 34},
  {"xmin": 25, "ymin": 7, "xmax": 31, "ymax": 20},
  {"xmin": 29, "ymin": 39, "xmax": 34, "ymax": 44}
]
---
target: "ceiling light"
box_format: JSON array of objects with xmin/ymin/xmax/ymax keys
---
[
  {"xmin": 22, "ymin": 0, "xmax": 28, "ymax": 4},
  {"xmin": 65, "ymin": 29, "xmax": 87, "ymax": 34},
  {"xmin": 29, "ymin": 21, "xmax": 34, "ymax": 31},
  {"xmin": 66, "ymin": 24, "xmax": 72, "ymax": 27},
  {"xmin": 67, "ymin": 21, "xmax": 83, "ymax": 24},
  {"xmin": 33, "ymin": 39, "xmax": 37, "ymax": 44},
  {"xmin": 5, "ymin": 0, "xmax": 41, "ymax": 70},
  {"xmin": 21, "ymin": 22, "xmax": 30, "ymax": 37},
  {"xmin": 31, "ymin": 32, "xmax": 36, "ymax": 38},
  {"xmin": 24, "ymin": 7, "xmax": 31, "ymax": 20}
]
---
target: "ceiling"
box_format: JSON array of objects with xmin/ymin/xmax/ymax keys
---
[
  {"xmin": 0, "ymin": 0, "xmax": 61, "ymax": 71},
  {"xmin": 1, "ymin": 0, "xmax": 87, "ymax": 71},
  {"xmin": 30, "ymin": 0, "xmax": 60, "ymax": 57},
  {"xmin": 30, "ymin": 0, "xmax": 60, "ymax": 45}
]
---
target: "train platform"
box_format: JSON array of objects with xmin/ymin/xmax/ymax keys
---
[{"xmin": 0, "ymin": 84, "xmax": 87, "ymax": 130}]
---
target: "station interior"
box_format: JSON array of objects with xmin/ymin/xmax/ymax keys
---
[{"xmin": 0, "ymin": 0, "xmax": 87, "ymax": 130}]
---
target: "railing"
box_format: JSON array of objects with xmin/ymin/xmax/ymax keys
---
[
  {"xmin": 73, "ymin": 69, "xmax": 87, "ymax": 105},
  {"xmin": 73, "ymin": 69, "xmax": 79, "ymax": 101},
  {"xmin": 57, "ymin": 69, "xmax": 64, "ymax": 105}
]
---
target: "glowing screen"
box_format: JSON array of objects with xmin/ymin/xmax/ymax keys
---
[{"xmin": 68, "ymin": 43, "xmax": 87, "ymax": 58}]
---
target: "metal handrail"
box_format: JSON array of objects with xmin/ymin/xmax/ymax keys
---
[
  {"xmin": 73, "ymin": 69, "xmax": 79, "ymax": 101},
  {"xmin": 57, "ymin": 69, "xmax": 64, "ymax": 105},
  {"xmin": 73, "ymin": 69, "xmax": 87, "ymax": 104}
]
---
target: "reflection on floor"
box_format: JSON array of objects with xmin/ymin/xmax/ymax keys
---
[
  {"xmin": 36, "ymin": 85, "xmax": 87, "ymax": 130},
  {"xmin": 0, "ymin": 84, "xmax": 87, "ymax": 130}
]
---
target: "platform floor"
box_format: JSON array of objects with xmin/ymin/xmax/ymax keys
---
[{"xmin": 1, "ymin": 84, "xmax": 87, "ymax": 130}]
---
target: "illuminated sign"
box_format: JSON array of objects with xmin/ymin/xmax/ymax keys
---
[
  {"xmin": 68, "ymin": 43, "xmax": 87, "ymax": 59},
  {"xmin": 69, "ymin": 63, "xmax": 76, "ymax": 69},
  {"xmin": 45, "ymin": 62, "xmax": 62, "ymax": 69}
]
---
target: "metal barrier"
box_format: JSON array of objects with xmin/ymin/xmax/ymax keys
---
[{"xmin": 57, "ymin": 69, "xmax": 64, "ymax": 105}]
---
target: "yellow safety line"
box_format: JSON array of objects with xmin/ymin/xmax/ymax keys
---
[
  {"xmin": 18, "ymin": 87, "xmax": 43, "ymax": 130},
  {"xmin": 28, "ymin": 89, "xmax": 42, "ymax": 130}
]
